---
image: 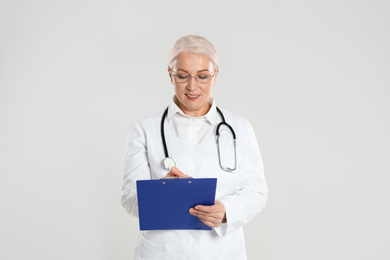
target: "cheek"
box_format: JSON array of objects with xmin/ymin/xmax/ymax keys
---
[
  {"xmin": 203, "ymin": 84, "xmax": 213, "ymax": 95},
  {"xmin": 174, "ymin": 84, "xmax": 185, "ymax": 96}
]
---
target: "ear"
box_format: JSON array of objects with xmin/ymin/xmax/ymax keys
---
[
  {"xmin": 168, "ymin": 67, "xmax": 173, "ymax": 84},
  {"xmin": 212, "ymin": 69, "xmax": 219, "ymax": 86}
]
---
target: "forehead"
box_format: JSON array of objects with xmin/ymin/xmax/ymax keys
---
[{"xmin": 173, "ymin": 52, "xmax": 213, "ymax": 72}]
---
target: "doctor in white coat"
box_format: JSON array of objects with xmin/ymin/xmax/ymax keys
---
[{"xmin": 122, "ymin": 35, "xmax": 268, "ymax": 260}]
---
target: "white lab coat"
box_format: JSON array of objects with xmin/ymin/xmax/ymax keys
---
[{"xmin": 121, "ymin": 108, "xmax": 268, "ymax": 260}]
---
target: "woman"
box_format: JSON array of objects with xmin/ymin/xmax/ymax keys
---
[{"xmin": 122, "ymin": 35, "xmax": 268, "ymax": 259}]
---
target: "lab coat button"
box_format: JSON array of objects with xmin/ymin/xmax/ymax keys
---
[{"xmin": 196, "ymin": 164, "xmax": 200, "ymax": 169}]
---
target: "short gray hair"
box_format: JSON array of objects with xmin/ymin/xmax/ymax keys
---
[{"xmin": 168, "ymin": 35, "xmax": 219, "ymax": 70}]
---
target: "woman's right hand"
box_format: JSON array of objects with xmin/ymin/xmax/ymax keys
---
[{"xmin": 162, "ymin": 166, "xmax": 191, "ymax": 179}]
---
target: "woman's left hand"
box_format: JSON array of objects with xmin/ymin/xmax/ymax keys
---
[{"xmin": 189, "ymin": 200, "xmax": 226, "ymax": 228}]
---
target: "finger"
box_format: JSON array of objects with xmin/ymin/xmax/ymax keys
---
[
  {"xmin": 169, "ymin": 166, "xmax": 185, "ymax": 177},
  {"xmin": 194, "ymin": 205, "xmax": 224, "ymax": 214},
  {"xmin": 193, "ymin": 205, "xmax": 215, "ymax": 212},
  {"xmin": 198, "ymin": 218, "xmax": 219, "ymax": 228},
  {"xmin": 198, "ymin": 214, "xmax": 218, "ymax": 223},
  {"xmin": 189, "ymin": 209, "xmax": 220, "ymax": 220},
  {"xmin": 163, "ymin": 167, "xmax": 185, "ymax": 178},
  {"xmin": 189, "ymin": 208, "xmax": 209, "ymax": 218},
  {"xmin": 191, "ymin": 211, "xmax": 221, "ymax": 222},
  {"xmin": 195, "ymin": 200, "xmax": 225, "ymax": 212},
  {"xmin": 193, "ymin": 212, "xmax": 216, "ymax": 223}
]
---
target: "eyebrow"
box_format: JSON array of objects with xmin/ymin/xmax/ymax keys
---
[{"xmin": 176, "ymin": 69, "xmax": 210, "ymax": 73}]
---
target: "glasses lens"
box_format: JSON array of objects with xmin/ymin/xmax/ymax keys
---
[
  {"xmin": 175, "ymin": 73, "xmax": 189, "ymax": 83},
  {"xmin": 197, "ymin": 74, "xmax": 211, "ymax": 83}
]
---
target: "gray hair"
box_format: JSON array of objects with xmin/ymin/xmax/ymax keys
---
[{"xmin": 168, "ymin": 35, "xmax": 219, "ymax": 70}]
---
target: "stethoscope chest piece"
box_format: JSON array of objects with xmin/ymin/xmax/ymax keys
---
[{"xmin": 163, "ymin": 157, "xmax": 176, "ymax": 170}]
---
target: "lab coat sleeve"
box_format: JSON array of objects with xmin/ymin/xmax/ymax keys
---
[
  {"xmin": 215, "ymin": 118, "xmax": 268, "ymax": 236},
  {"xmin": 121, "ymin": 121, "xmax": 151, "ymax": 217}
]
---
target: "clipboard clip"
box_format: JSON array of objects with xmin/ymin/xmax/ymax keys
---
[
  {"xmin": 161, "ymin": 177, "xmax": 193, "ymax": 185},
  {"xmin": 162, "ymin": 176, "xmax": 193, "ymax": 179}
]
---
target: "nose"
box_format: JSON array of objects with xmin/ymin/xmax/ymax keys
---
[{"xmin": 186, "ymin": 77, "xmax": 198, "ymax": 91}]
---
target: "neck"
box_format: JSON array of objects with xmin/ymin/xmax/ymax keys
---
[{"xmin": 177, "ymin": 102, "xmax": 211, "ymax": 117}]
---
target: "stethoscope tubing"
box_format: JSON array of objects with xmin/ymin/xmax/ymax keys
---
[{"xmin": 161, "ymin": 106, "xmax": 237, "ymax": 172}]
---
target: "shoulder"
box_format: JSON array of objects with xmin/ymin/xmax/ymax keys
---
[
  {"xmin": 127, "ymin": 109, "xmax": 166, "ymax": 139},
  {"xmin": 133, "ymin": 109, "xmax": 165, "ymax": 127}
]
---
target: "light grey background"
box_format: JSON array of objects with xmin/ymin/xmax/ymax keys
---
[{"xmin": 1, "ymin": 0, "xmax": 389, "ymax": 259}]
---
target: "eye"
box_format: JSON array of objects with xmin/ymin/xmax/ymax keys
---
[
  {"xmin": 198, "ymin": 74, "xmax": 210, "ymax": 80},
  {"xmin": 177, "ymin": 74, "xmax": 189, "ymax": 79}
]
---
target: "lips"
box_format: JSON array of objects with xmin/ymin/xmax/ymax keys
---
[{"xmin": 185, "ymin": 94, "xmax": 200, "ymax": 101}]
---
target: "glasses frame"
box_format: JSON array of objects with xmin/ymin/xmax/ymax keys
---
[{"xmin": 169, "ymin": 68, "xmax": 217, "ymax": 84}]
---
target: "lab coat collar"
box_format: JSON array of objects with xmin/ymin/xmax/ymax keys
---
[{"xmin": 167, "ymin": 96, "xmax": 218, "ymax": 125}]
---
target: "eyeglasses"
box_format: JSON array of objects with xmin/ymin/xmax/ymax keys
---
[{"xmin": 170, "ymin": 70, "xmax": 216, "ymax": 84}]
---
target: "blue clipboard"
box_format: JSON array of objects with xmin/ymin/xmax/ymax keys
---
[{"xmin": 136, "ymin": 178, "xmax": 217, "ymax": 231}]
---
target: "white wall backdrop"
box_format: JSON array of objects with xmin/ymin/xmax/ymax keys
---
[{"xmin": 1, "ymin": 0, "xmax": 389, "ymax": 259}]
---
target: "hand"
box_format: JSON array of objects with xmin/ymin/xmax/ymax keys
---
[
  {"xmin": 162, "ymin": 166, "xmax": 191, "ymax": 179},
  {"xmin": 189, "ymin": 200, "xmax": 226, "ymax": 228}
]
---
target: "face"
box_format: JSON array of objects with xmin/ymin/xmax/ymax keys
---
[{"xmin": 169, "ymin": 52, "xmax": 218, "ymax": 117}]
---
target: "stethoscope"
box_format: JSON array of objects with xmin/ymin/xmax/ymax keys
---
[{"xmin": 161, "ymin": 107, "xmax": 237, "ymax": 172}]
